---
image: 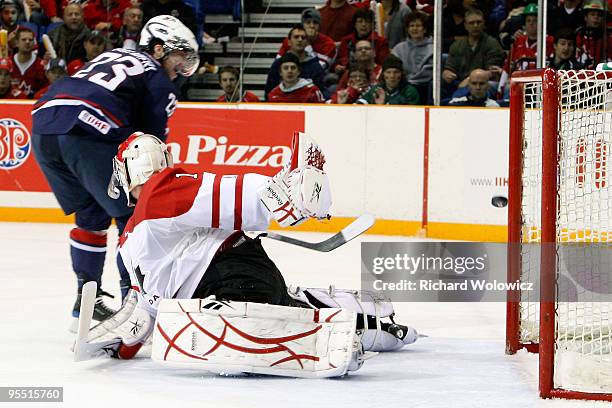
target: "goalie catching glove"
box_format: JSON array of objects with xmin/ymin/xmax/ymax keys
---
[{"xmin": 259, "ymin": 132, "xmax": 331, "ymax": 227}]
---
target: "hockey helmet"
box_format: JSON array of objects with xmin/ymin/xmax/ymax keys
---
[
  {"xmin": 139, "ymin": 15, "xmax": 199, "ymax": 77},
  {"xmin": 108, "ymin": 132, "xmax": 173, "ymax": 206}
]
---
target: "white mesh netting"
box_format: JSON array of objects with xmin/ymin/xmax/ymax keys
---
[
  {"xmin": 519, "ymin": 80, "xmax": 543, "ymax": 345},
  {"xmin": 519, "ymin": 71, "xmax": 612, "ymax": 394},
  {"xmin": 554, "ymin": 71, "xmax": 612, "ymax": 393}
]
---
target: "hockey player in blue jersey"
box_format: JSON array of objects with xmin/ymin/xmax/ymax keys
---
[{"xmin": 31, "ymin": 15, "xmax": 199, "ymax": 328}]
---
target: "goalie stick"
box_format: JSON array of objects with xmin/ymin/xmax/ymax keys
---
[
  {"xmin": 260, "ymin": 214, "xmax": 375, "ymax": 252},
  {"xmin": 73, "ymin": 282, "xmax": 122, "ymax": 362}
]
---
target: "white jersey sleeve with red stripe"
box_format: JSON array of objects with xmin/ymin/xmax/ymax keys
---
[{"xmin": 118, "ymin": 167, "xmax": 272, "ymax": 316}]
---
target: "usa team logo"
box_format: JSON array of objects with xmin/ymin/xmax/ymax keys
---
[{"xmin": 0, "ymin": 118, "xmax": 31, "ymax": 170}]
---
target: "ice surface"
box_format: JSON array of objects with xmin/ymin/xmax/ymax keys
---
[{"xmin": 0, "ymin": 223, "xmax": 605, "ymax": 407}]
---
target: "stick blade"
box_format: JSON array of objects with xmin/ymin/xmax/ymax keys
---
[
  {"xmin": 317, "ymin": 213, "xmax": 375, "ymax": 252},
  {"xmin": 264, "ymin": 214, "xmax": 375, "ymax": 252},
  {"xmin": 340, "ymin": 213, "xmax": 375, "ymax": 241}
]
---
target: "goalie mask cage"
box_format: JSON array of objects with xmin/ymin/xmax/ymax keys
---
[{"xmin": 506, "ymin": 68, "xmax": 612, "ymax": 400}]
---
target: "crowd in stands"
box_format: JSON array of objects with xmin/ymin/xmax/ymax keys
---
[
  {"xmin": 0, "ymin": 0, "xmax": 611, "ymax": 105},
  {"xmin": 0, "ymin": 0, "xmax": 146, "ymax": 99}
]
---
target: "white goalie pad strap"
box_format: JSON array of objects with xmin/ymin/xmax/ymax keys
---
[
  {"xmin": 292, "ymin": 287, "xmax": 395, "ymax": 318},
  {"xmin": 151, "ymin": 298, "xmax": 365, "ymax": 378}
]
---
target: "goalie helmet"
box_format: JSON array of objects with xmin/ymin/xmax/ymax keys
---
[
  {"xmin": 108, "ymin": 132, "xmax": 173, "ymax": 206},
  {"xmin": 139, "ymin": 15, "xmax": 199, "ymax": 77}
]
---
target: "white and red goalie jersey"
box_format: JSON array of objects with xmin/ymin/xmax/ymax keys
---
[{"xmin": 118, "ymin": 167, "xmax": 272, "ymax": 317}]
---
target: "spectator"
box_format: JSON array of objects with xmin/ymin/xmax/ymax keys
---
[
  {"xmin": 319, "ymin": 0, "xmax": 357, "ymax": 42},
  {"xmin": 337, "ymin": 39, "xmax": 381, "ymax": 89},
  {"xmin": 547, "ymin": 27, "xmax": 584, "ymax": 70},
  {"xmin": 277, "ymin": 8, "xmax": 336, "ymax": 71},
  {"xmin": 448, "ymin": 68, "xmax": 499, "ymax": 107},
  {"xmin": 442, "ymin": 0, "xmax": 469, "ymax": 53},
  {"xmin": 142, "ymin": 0, "xmax": 196, "ymax": 35},
  {"xmin": 111, "ymin": 6, "xmax": 143, "ymax": 50},
  {"xmin": 548, "ymin": 0, "xmax": 583, "ymax": 37},
  {"xmin": 1, "ymin": 0, "xmax": 23, "ymax": 50},
  {"xmin": 33, "ymin": 58, "xmax": 67, "ymax": 99},
  {"xmin": 334, "ymin": 8, "xmax": 390, "ymax": 76},
  {"xmin": 265, "ymin": 25, "xmax": 328, "ymax": 99},
  {"xmin": 67, "ymin": 30, "xmax": 107, "ymax": 75},
  {"xmin": 498, "ymin": 0, "xmax": 529, "ymax": 50},
  {"xmin": 24, "ymin": 0, "xmax": 62, "ymax": 26},
  {"xmin": 47, "ymin": 3, "xmax": 90, "ymax": 64},
  {"xmin": 443, "ymin": 8, "xmax": 504, "ymax": 91},
  {"xmin": 392, "ymin": 11, "xmax": 432, "ymax": 104},
  {"xmin": 576, "ymin": 0, "xmax": 612, "ymax": 69},
  {"xmin": 83, "ymin": 0, "xmax": 128, "ymax": 33},
  {"xmin": 381, "ymin": 0, "xmax": 411, "ymax": 48},
  {"xmin": 504, "ymin": 4, "xmax": 553, "ymax": 74},
  {"xmin": 357, "ymin": 54, "xmax": 419, "ymax": 105},
  {"xmin": 10, "ymin": 27, "xmax": 46, "ymax": 98},
  {"xmin": 0, "ymin": 57, "xmax": 26, "ymax": 98},
  {"xmin": 216, "ymin": 66, "xmax": 260, "ymax": 103},
  {"xmin": 329, "ymin": 64, "xmax": 369, "ymax": 103},
  {"xmin": 267, "ymin": 52, "xmax": 325, "ymax": 103}
]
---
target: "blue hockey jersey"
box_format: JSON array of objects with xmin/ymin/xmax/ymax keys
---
[{"xmin": 32, "ymin": 48, "xmax": 177, "ymax": 142}]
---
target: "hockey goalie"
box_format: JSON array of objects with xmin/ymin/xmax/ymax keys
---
[{"xmin": 74, "ymin": 131, "xmax": 418, "ymax": 378}]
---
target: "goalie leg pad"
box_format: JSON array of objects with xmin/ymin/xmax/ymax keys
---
[
  {"xmin": 151, "ymin": 297, "xmax": 366, "ymax": 378},
  {"xmin": 288, "ymin": 286, "xmax": 419, "ymax": 352}
]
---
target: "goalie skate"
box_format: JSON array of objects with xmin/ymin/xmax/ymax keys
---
[
  {"xmin": 151, "ymin": 297, "xmax": 367, "ymax": 378},
  {"xmin": 289, "ymin": 286, "xmax": 420, "ymax": 351}
]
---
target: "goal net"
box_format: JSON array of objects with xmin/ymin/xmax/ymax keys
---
[{"xmin": 507, "ymin": 69, "xmax": 612, "ymax": 400}]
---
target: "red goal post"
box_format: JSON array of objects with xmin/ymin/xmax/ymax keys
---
[{"xmin": 506, "ymin": 68, "xmax": 612, "ymax": 401}]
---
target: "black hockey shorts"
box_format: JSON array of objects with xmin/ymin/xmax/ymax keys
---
[{"xmin": 192, "ymin": 235, "xmax": 294, "ymax": 306}]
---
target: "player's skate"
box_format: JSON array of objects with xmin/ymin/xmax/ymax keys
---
[
  {"xmin": 259, "ymin": 131, "xmax": 331, "ymax": 227},
  {"xmin": 151, "ymin": 297, "xmax": 367, "ymax": 378},
  {"xmin": 70, "ymin": 285, "xmax": 117, "ymax": 333},
  {"xmin": 289, "ymin": 286, "xmax": 420, "ymax": 352}
]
